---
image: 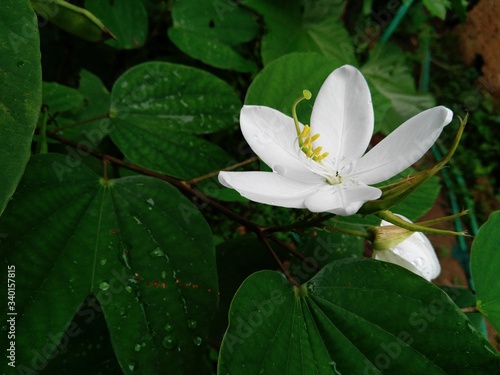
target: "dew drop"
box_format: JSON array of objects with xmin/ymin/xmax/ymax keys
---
[
  {"xmin": 162, "ymin": 335, "xmax": 177, "ymax": 350},
  {"xmin": 193, "ymin": 336, "xmax": 202, "ymax": 346},
  {"xmin": 125, "ymin": 286, "xmax": 133, "ymax": 293},
  {"xmin": 128, "ymin": 362, "xmax": 135, "ymax": 371},
  {"xmin": 99, "ymin": 258, "xmax": 107, "ymax": 266},
  {"xmin": 134, "ymin": 344, "xmax": 141, "ymax": 352},
  {"xmin": 99, "ymin": 282, "xmax": 110, "ymax": 291},
  {"xmin": 121, "ymin": 81, "xmax": 129, "ymax": 88},
  {"xmin": 164, "ymin": 323, "xmax": 174, "ymax": 332},
  {"xmin": 16, "ymin": 61, "xmax": 24, "ymax": 68},
  {"xmin": 187, "ymin": 319, "xmax": 197, "ymax": 330},
  {"xmin": 149, "ymin": 247, "xmax": 164, "ymax": 257}
]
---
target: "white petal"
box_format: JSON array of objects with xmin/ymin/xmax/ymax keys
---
[
  {"xmin": 310, "ymin": 65, "xmax": 374, "ymax": 168},
  {"xmin": 240, "ymin": 106, "xmax": 324, "ymax": 183},
  {"xmin": 218, "ymin": 171, "xmax": 320, "ymax": 208},
  {"xmin": 373, "ymin": 250, "xmax": 423, "ymax": 278},
  {"xmin": 304, "ymin": 183, "xmax": 381, "ymax": 216},
  {"xmin": 375, "ymin": 214, "xmax": 441, "ymax": 281},
  {"xmin": 352, "ymin": 106, "xmax": 453, "ymax": 185}
]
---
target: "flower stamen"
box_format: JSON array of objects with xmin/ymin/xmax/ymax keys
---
[{"xmin": 291, "ymin": 90, "xmax": 330, "ymax": 163}]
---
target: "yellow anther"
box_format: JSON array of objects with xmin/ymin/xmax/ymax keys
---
[
  {"xmin": 306, "ymin": 149, "xmax": 314, "ymax": 158},
  {"xmin": 313, "ymin": 146, "xmax": 323, "ymax": 156},
  {"xmin": 315, "ymin": 152, "xmax": 329, "ymax": 161},
  {"xmin": 310, "ymin": 133, "xmax": 321, "ymax": 142},
  {"xmin": 300, "ymin": 125, "xmax": 311, "ymax": 138}
]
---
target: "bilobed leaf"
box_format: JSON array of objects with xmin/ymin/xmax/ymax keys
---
[
  {"xmin": 219, "ymin": 259, "xmax": 500, "ymax": 374},
  {"xmin": 0, "ymin": 154, "xmax": 218, "ymax": 375},
  {"xmin": 0, "ymin": 0, "xmax": 41, "ymax": 216},
  {"xmin": 85, "ymin": 0, "xmax": 148, "ymax": 49},
  {"xmin": 109, "ymin": 62, "xmax": 241, "ymax": 180},
  {"xmin": 245, "ymin": 0, "xmax": 355, "ymax": 66},
  {"xmin": 168, "ymin": 0, "xmax": 259, "ymax": 72},
  {"xmin": 471, "ymin": 211, "xmax": 500, "ymax": 334}
]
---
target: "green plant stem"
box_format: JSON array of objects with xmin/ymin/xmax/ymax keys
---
[
  {"xmin": 318, "ymin": 225, "xmax": 370, "ymax": 239},
  {"xmin": 379, "ymin": 0, "xmax": 415, "ymax": 44}
]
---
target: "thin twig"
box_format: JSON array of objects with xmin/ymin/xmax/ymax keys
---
[
  {"xmin": 187, "ymin": 156, "xmax": 259, "ymax": 185},
  {"xmin": 53, "ymin": 113, "xmax": 109, "ymax": 132},
  {"xmin": 257, "ymin": 233, "xmax": 298, "ymax": 286},
  {"xmin": 44, "ymin": 131, "xmax": 318, "ymax": 282}
]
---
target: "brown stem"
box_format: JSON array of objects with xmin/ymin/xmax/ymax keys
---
[
  {"xmin": 53, "ymin": 113, "xmax": 109, "ymax": 132},
  {"xmin": 268, "ymin": 235, "xmax": 320, "ymax": 271},
  {"xmin": 187, "ymin": 156, "xmax": 259, "ymax": 185},
  {"xmin": 257, "ymin": 233, "xmax": 298, "ymax": 286},
  {"xmin": 44, "ymin": 131, "xmax": 317, "ymax": 282}
]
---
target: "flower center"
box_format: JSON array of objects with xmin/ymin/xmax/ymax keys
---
[{"xmin": 292, "ymin": 90, "xmax": 330, "ymax": 163}]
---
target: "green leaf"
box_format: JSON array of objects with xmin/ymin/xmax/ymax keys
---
[
  {"xmin": 211, "ymin": 236, "xmax": 280, "ymax": 342},
  {"xmin": 51, "ymin": 70, "xmax": 111, "ymax": 143},
  {"xmin": 292, "ymin": 230, "xmax": 364, "ymax": 284},
  {"xmin": 31, "ymin": 0, "xmax": 115, "ymax": 42},
  {"xmin": 423, "ymin": 0, "xmax": 450, "ymax": 20},
  {"xmin": 168, "ymin": 0, "xmax": 259, "ymax": 72},
  {"xmin": 246, "ymin": 52, "xmax": 343, "ymax": 121},
  {"xmin": 245, "ymin": 52, "xmax": 390, "ymax": 134},
  {"xmin": 42, "ymin": 82, "xmax": 86, "ymax": 114},
  {"xmin": 219, "ymin": 259, "xmax": 500, "ymax": 374},
  {"xmin": 245, "ymin": 0, "xmax": 355, "ymax": 66},
  {"xmin": 109, "ymin": 62, "xmax": 240, "ymax": 179},
  {"xmin": 471, "ymin": 211, "xmax": 500, "ymax": 333},
  {"xmin": 361, "ymin": 43, "xmax": 436, "ymax": 135},
  {"xmin": 85, "ymin": 0, "xmax": 148, "ymax": 49},
  {"xmin": 0, "ymin": 0, "xmax": 41, "ymax": 216},
  {"xmin": 0, "ymin": 153, "xmax": 218, "ymax": 375}
]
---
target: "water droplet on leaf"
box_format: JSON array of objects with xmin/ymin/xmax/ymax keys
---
[
  {"xmin": 99, "ymin": 282, "xmax": 110, "ymax": 291},
  {"xmin": 193, "ymin": 336, "xmax": 202, "ymax": 346},
  {"xmin": 187, "ymin": 319, "xmax": 197, "ymax": 329},
  {"xmin": 149, "ymin": 247, "xmax": 164, "ymax": 257},
  {"xmin": 134, "ymin": 344, "xmax": 141, "ymax": 352},
  {"xmin": 162, "ymin": 335, "xmax": 177, "ymax": 350},
  {"xmin": 164, "ymin": 323, "xmax": 174, "ymax": 332}
]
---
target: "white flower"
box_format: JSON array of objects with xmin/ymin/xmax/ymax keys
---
[
  {"xmin": 373, "ymin": 214, "xmax": 441, "ymax": 281},
  {"xmin": 219, "ymin": 65, "xmax": 453, "ymax": 216}
]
